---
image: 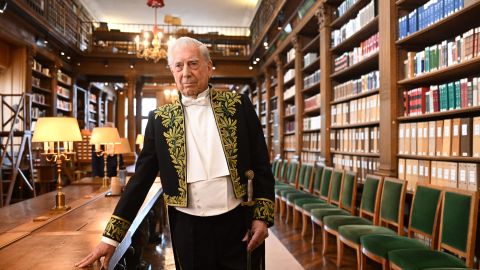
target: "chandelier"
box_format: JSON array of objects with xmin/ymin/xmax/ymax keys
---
[{"xmin": 135, "ymin": 0, "xmax": 175, "ymax": 63}]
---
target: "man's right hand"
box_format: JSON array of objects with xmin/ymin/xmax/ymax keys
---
[{"xmin": 75, "ymin": 242, "xmax": 116, "ymax": 269}]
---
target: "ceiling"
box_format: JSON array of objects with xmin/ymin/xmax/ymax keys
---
[{"xmin": 80, "ymin": 0, "xmax": 260, "ymax": 28}]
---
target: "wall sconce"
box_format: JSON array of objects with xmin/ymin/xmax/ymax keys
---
[
  {"xmin": 31, "ymin": 117, "xmax": 82, "ymax": 211},
  {"xmin": 89, "ymin": 127, "xmax": 121, "ymax": 188}
]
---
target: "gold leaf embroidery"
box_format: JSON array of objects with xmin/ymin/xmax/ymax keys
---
[
  {"xmin": 103, "ymin": 215, "xmax": 131, "ymax": 242},
  {"xmin": 253, "ymin": 198, "xmax": 275, "ymax": 226}
]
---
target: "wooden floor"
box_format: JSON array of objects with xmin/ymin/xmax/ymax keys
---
[{"xmin": 141, "ymin": 210, "xmax": 383, "ymax": 270}]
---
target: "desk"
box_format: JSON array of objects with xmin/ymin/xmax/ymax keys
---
[{"xmin": 0, "ymin": 180, "xmax": 162, "ymax": 270}]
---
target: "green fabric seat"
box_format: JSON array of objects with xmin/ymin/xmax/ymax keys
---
[
  {"xmin": 275, "ymin": 186, "xmax": 295, "ymax": 196},
  {"xmin": 302, "ymin": 202, "xmax": 336, "ymax": 213},
  {"xmin": 294, "ymin": 198, "xmax": 326, "ymax": 209},
  {"xmin": 338, "ymin": 224, "xmax": 395, "ymax": 244},
  {"xmin": 311, "ymin": 208, "xmax": 350, "ymax": 223},
  {"xmin": 388, "ymin": 249, "xmax": 467, "ymax": 270},
  {"xmin": 286, "ymin": 192, "xmax": 315, "ymax": 203},
  {"xmin": 360, "ymin": 234, "xmax": 429, "ymax": 258},
  {"xmin": 324, "ymin": 215, "xmax": 372, "ymax": 231}
]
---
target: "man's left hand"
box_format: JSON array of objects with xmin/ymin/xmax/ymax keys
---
[{"xmin": 242, "ymin": 220, "xmax": 269, "ymax": 252}]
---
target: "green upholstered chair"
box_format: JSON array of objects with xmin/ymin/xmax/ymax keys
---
[
  {"xmin": 360, "ymin": 183, "xmax": 443, "ymax": 270},
  {"xmin": 271, "ymin": 158, "xmax": 281, "ymax": 180},
  {"xmin": 337, "ymin": 177, "xmax": 407, "ymax": 269},
  {"xmin": 274, "ymin": 159, "xmax": 294, "ymax": 213},
  {"xmin": 293, "ymin": 166, "xmax": 333, "ymax": 236},
  {"xmin": 322, "ymin": 174, "xmax": 383, "ymax": 259},
  {"xmin": 276, "ymin": 159, "xmax": 299, "ymax": 219},
  {"xmin": 282, "ymin": 164, "xmax": 314, "ymax": 224},
  {"xmin": 308, "ymin": 170, "xmax": 357, "ymax": 243},
  {"xmin": 388, "ymin": 189, "xmax": 479, "ymax": 270}
]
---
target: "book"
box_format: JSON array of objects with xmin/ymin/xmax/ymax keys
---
[
  {"xmin": 436, "ymin": 120, "xmax": 444, "ymax": 156},
  {"xmin": 428, "ymin": 121, "xmax": 436, "ymax": 156},
  {"xmin": 431, "ymin": 161, "xmax": 438, "ymax": 186},
  {"xmin": 405, "ymin": 123, "xmax": 411, "ymax": 155},
  {"xmin": 398, "ymin": 158, "xmax": 406, "ymax": 180},
  {"xmin": 451, "ymin": 118, "xmax": 461, "ymax": 156},
  {"xmin": 460, "ymin": 117, "xmax": 473, "ymax": 157},
  {"xmin": 467, "ymin": 163, "xmax": 479, "ymax": 191},
  {"xmin": 399, "ymin": 123, "xmax": 405, "ymax": 154},
  {"xmin": 442, "ymin": 119, "xmax": 452, "ymax": 156},
  {"xmin": 458, "ymin": 163, "xmax": 468, "ymax": 190},
  {"xmin": 411, "ymin": 122, "xmax": 417, "ymax": 155},
  {"xmin": 473, "ymin": 116, "xmax": 480, "ymax": 157}
]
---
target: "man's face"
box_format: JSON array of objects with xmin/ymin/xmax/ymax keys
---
[{"xmin": 170, "ymin": 44, "xmax": 212, "ymax": 97}]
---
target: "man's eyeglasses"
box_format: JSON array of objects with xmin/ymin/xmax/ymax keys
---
[{"xmin": 171, "ymin": 60, "xmax": 200, "ymax": 72}]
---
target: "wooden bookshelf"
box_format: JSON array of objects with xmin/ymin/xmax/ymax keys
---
[
  {"xmin": 30, "ymin": 54, "xmax": 54, "ymax": 120},
  {"xmin": 331, "ymin": 16, "xmax": 379, "ymax": 53}
]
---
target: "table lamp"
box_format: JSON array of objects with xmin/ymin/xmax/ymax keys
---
[
  {"xmin": 31, "ymin": 117, "xmax": 82, "ymax": 211},
  {"xmin": 113, "ymin": 137, "xmax": 131, "ymax": 175},
  {"xmin": 135, "ymin": 134, "xmax": 144, "ymax": 151},
  {"xmin": 89, "ymin": 127, "xmax": 121, "ymax": 188}
]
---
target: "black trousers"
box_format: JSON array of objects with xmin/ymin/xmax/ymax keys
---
[{"xmin": 169, "ymin": 206, "xmax": 264, "ymax": 270}]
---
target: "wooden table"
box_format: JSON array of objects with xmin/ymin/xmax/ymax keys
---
[{"xmin": 0, "ymin": 179, "xmax": 162, "ymax": 270}]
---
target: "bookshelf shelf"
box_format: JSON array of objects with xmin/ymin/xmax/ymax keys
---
[
  {"xmin": 331, "ymin": 150, "xmax": 380, "ymax": 157},
  {"xmin": 56, "ymin": 107, "xmax": 71, "ymax": 113},
  {"xmin": 396, "ymin": 0, "xmax": 429, "ymax": 9},
  {"xmin": 284, "ymin": 77, "xmax": 295, "ymax": 87},
  {"xmin": 57, "ymin": 80, "xmax": 71, "ymax": 88},
  {"xmin": 32, "ymin": 101, "xmax": 50, "ymax": 108},
  {"xmin": 398, "ymin": 57, "xmax": 480, "ymax": 87},
  {"xmin": 331, "ymin": 88, "xmax": 379, "ymax": 105},
  {"xmin": 302, "ymin": 34, "xmax": 320, "ymax": 53},
  {"xmin": 331, "ymin": 120, "xmax": 380, "ymax": 129},
  {"xmin": 397, "ymin": 154, "xmax": 480, "ymax": 163},
  {"xmin": 398, "ymin": 106, "xmax": 480, "ymax": 122},
  {"xmin": 302, "ymin": 58, "xmax": 320, "ymax": 73},
  {"xmin": 270, "ymin": 82, "xmax": 278, "ymax": 89},
  {"xmin": 303, "ymin": 128, "xmax": 321, "ymax": 133},
  {"xmin": 284, "ymin": 114, "xmax": 295, "ymax": 120},
  {"xmin": 302, "ymin": 149, "xmax": 321, "ymax": 153},
  {"xmin": 284, "ymin": 94, "xmax": 295, "ymax": 103},
  {"xmin": 325, "ymin": 0, "xmax": 344, "ymax": 6},
  {"xmin": 284, "ymin": 131, "xmax": 295, "ymax": 136},
  {"xmin": 331, "ymin": 16, "xmax": 379, "ymax": 54},
  {"xmin": 302, "ymin": 81, "xmax": 320, "ymax": 93},
  {"xmin": 57, "ymin": 93, "xmax": 69, "ymax": 99},
  {"xmin": 304, "ymin": 107, "xmax": 321, "ymax": 115},
  {"xmin": 31, "ymin": 85, "xmax": 51, "ymax": 94},
  {"xmin": 396, "ymin": 2, "xmax": 480, "ymax": 47},
  {"xmin": 330, "ymin": 52, "xmax": 379, "ymax": 81},
  {"xmin": 32, "ymin": 69, "xmax": 51, "ymax": 79},
  {"xmin": 284, "ymin": 149, "xmax": 296, "ymax": 152},
  {"xmin": 331, "ymin": 0, "xmax": 372, "ymax": 29},
  {"xmin": 283, "ymin": 59, "xmax": 295, "ymax": 70}
]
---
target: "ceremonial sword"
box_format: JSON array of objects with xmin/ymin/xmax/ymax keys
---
[{"xmin": 242, "ymin": 170, "xmax": 255, "ymax": 270}]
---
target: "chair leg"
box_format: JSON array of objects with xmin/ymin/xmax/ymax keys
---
[
  {"xmin": 336, "ymin": 237, "xmax": 344, "ymax": 267},
  {"xmin": 360, "ymin": 252, "xmax": 367, "ymax": 270},
  {"xmin": 356, "ymin": 246, "xmax": 361, "ymax": 270},
  {"xmin": 382, "ymin": 259, "xmax": 390, "ymax": 270},
  {"xmin": 322, "ymin": 228, "xmax": 329, "ymax": 255},
  {"xmin": 279, "ymin": 200, "xmax": 286, "ymax": 220},
  {"xmin": 301, "ymin": 213, "xmax": 309, "ymax": 236},
  {"xmin": 292, "ymin": 208, "xmax": 300, "ymax": 228},
  {"xmin": 285, "ymin": 204, "xmax": 291, "ymax": 224},
  {"xmin": 311, "ymin": 220, "xmax": 317, "ymax": 244},
  {"xmin": 275, "ymin": 198, "xmax": 279, "ymax": 212}
]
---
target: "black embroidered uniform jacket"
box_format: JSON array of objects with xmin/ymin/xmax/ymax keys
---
[{"xmin": 103, "ymin": 89, "xmax": 275, "ymax": 242}]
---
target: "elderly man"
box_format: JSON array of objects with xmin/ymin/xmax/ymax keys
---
[{"xmin": 76, "ymin": 37, "xmax": 275, "ymax": 270}]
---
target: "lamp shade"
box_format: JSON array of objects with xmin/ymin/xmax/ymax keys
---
[
  {"xmin": 89, "ymin": 127, "xmax": 121, "ymax": 145},
  {"xmin": 32, "ymin": 117, "xmax": 82, "ymax": 142},
  {"xmin": 113, "ymin": 138, "xmax": 131, "ymax": 154},
  {"xmin": 135, "ymin": 134, "xmax": 144, "ymax": 145}
]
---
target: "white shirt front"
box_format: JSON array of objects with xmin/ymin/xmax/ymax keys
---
[{"xmin": 175, "ymin": 88, "xmax": 242, "ymax": 216}]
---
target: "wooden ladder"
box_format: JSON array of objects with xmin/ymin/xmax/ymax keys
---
[{"xmin": 0, "ymin": 93, "xmax": 35, "ymax": 207}]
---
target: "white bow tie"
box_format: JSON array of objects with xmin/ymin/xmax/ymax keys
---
[{"xmin": 181, "ymin": 96, "xmax": 210, "ymax": 107}]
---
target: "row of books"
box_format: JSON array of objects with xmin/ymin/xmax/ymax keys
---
[
  {"xmin": 301, "ymin": 151, "xmax": 321, "ymax": 165},
  {"xmin": 270, "ymin": 97, "xmax": 278, "ymax": 111},
  {"xmin": 304, "ymin": 70, "xmax": 320, "ymax": 89},
  {"xmin": 57, "ymin": 100, "xmax": 72, "ymax": 111},
  {"xmin": 331, "ymin": 0, "xmax": 376, "ymax": 47},
  {"xmin": 404, "ymin": 27, "xmax": 480, "ymax": 79},
  {"xmin": 56, "ymin": 85, "xmax": 71, "ymax": 98},
  {"xmin": 270, "ymin": 76, "xmax": 277, "ymax": 87},
  {"xmin": 304, "ymin": 93, "xmax": 321, "ymax": 111},
  {"xmin": 284, "ymin": 134, "xmax": 296, "ymax": 150},
  {"xmin": 334, "ymin": 33, "xmax": 379, "ymax": 72},
  {"xmin": 331, "ymin": 94, "xmax": 380, "ymax": 126},
  {"xmin": 330, "ymin": 126, "xmax": 380, "ymax": 154},
  {"xmin": 284, "ymin": 84, "xmax": 296, "ymax": 100},
  {"xmin": 261, "ymin": 115, "xmax": 267, "ymax": 126},
  {"xmin": 88, "ymin": 103, "xmax": 97, "ymax": 112},
  {"xmin": 32, "ymin": 93, "xmax": 47, "ymax": 105},
  {"xmin": 403, "ymin": 76, "xmax": 480, "ymax": 116},
  {"xmin": 284, "ymin": 68, "xmax": 295, "ymax": 83},
  {"xmin": 285, "ymin": 104, "xmax": 296, "ymax": 117},
  {"xmin": 398, "ymin": 0, "xmax": 468, "ymax": 40},
  {"xmin": 31, "ymin": 107, "xmax": 46, "ymax": 119},
  {"xmin": 57, "ymin": 70, "xmax": 72, "ymax": 86},
  {"xmin": 32, "ymin": 59, "xmax": 50, "ymax": 77},
  {"xmin": 333, "ymin": 70, "xmax": 379, "ymax": 101},
  {"xmin": 304, "ymin": 52, "xmax": 318, "ymax": 67},
  {"xmin": 31, "ymin": 77, "xmax": 43, "ymax": 89},
  {"xmin": 285, "ymin": 120, "xmax": 295, "ymax": 133},
  {"xmin": 302, "ymin": 131, "xmax": 321, "ymax": 152},
  {"xmin": 335, "ymin": 0, "xmax": 359, "ymax": 19},
  {"xmin": 332, "ymin": 154, "xmax": 380, "ymax": 182},
  {"xmin": 303, "ymin": 115, "xmax": 321, "ymax": 131},
  {"xmin": 89, "ymin": 93, "xmax": 97, "ymax": 102},
  {"xmin": 287, "ymin": 47, "xmax": 295, "ymax": 63},
  {"xmin": 398, "ymin": 117, "xmax": 480, "ymax": 157},
  {"xmin": 398, "ymin": 159, "xmax": 479, "ymax": 191}
]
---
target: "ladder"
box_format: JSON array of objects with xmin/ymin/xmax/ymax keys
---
[{"xmin": 0, "ymin": 93, "xmax": 35, "ymax": 207}]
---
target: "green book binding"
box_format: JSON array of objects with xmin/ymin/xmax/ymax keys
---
[
  {"xmin": 454, "ymin": 80, "xmax": 461, "ymax": 110},
  {"xmin": 440, "ymin": 83, "xmax": 448, "ymax": 111},
  {"xmin": 425, "ymin": 47, "xmax": 430, "ymax": 73}
]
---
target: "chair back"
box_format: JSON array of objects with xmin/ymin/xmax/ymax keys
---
[
  {"xmin": 286, "ymin": 159, "xmax": 299, "ymax": 186},
  {"xmin": 319, "ymin": 167, "xmax": 334, "ymax": 201},
  {"xmin": 299, "ymin": 164, "xmax": 314, "ymax": 191},
  {"xmin": 359, "ymin": 174, "xmax": 383, "ymax": 224},
  {"xmin": 311, "ymin": 163, "xmax": 324, "ymax": 195},
  {"xmin": 278, "ymin": 159, "xmax": 288, "ymax": 182},
  {"xmin": 438, "ymin": 189, "xmax": 478, "ymax": 267},
  {"xmin": 378, "ymin": 177, "xmax": 407, "ymax": 234},
  {"xmin": 339, "ymin": 171, "xmax": 358, "ymax": 214},
  {"xmin": 272, "ymin": 158, "xmax": 281, "ymax": 178},
  {"xmin": 408, "ymin": 183, "xmax": 443, "ymax": 248},
  {"xmin": 328, "ymin": 169, "xmax": 345, "ymax": 205}
]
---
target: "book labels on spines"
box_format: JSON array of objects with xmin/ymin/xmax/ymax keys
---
[{"xmin": 473, "ymin": 116, "xmax": 480, "ymax": 157}]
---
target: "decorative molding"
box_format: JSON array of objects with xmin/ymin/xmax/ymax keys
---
[
  {"xmin": 291, "ymin": 36, "xmax": 299, "ymax": 50},
  {"xmin": 274, "ymin": 54, "xmax": 282, "ymax": 67},
  {"xmin": 315, "ymin": 4, "xmax": 326, "ymax": 29}
]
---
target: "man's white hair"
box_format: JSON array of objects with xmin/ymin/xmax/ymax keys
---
[{"xmin": 167, "ymin": 36, "xmax": 211, "ymax": 66}]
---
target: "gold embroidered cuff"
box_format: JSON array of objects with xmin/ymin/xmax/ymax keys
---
[
  {"xmin": 253, "ymin": 198, "xmax": 274, "ymax": 227},
  {"xmin": 103, "ymin": 215, "xmax": 131, "ymax": 243}
]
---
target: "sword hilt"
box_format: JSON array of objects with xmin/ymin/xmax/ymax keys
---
[{"xmin": 242, "ymin": 170, "xmax": 255, "ymax": 206}]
